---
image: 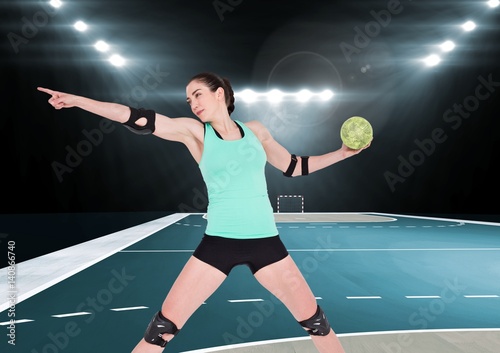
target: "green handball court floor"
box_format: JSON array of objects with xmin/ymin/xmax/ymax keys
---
[{"xmin": 1, "ymin": 212, "xmax": 500, "ymax": 353}]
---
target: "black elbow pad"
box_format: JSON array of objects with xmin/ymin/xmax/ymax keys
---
[{"xmin": 123, "ymin": 107, "xmax": 156, "ymax": 135}]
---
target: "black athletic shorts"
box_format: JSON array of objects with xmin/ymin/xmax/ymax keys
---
[{"xmin": 193, "ymin": 234, "xmax": 289, "ymax": 275}]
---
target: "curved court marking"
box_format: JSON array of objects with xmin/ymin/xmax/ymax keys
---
[
  {"xmin": 178, "ymin": 213, "xmax": 484, "ymax": 229},
  {"xmin": 201, "ymin": 213, "xmax": 397, "ymax": 223},
  {"xmin": 178, "ymin": 222, "xmax": 467, "ymax": 229},
  {"xmin": 180, "ymin": 328, "xmax": 500, "ymax": 353},
  {"xmin": 273, "ymin": 213, "xmax": 397, "ymax": 223},
  {"xmin": 180, "ymin": 336, "xmax": 311, "ymax": 353},
  {"xmin": 372, "ymin": 212, "xmax": 500, "ymax": 227}
]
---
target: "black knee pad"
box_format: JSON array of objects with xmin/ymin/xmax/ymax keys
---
[
  {"xmin": 144, "ymin": 311, "xmax": 180, "ymax": 347},
  {"xmin": 298, "ymin": 305, "xmax": 331, "ymax": 336}
]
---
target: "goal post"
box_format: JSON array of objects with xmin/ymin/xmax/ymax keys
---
[{"xmin": 277, "ymin": 194, "xmax": 304, "ymax": 213}]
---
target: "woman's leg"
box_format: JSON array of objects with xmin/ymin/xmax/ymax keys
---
[
  {"xmin": 254, "ymin": 255, "xmax": 346, "ymax": 353},
  {"xmin": 131, "ymin": 256, "xmax": 227, "ymax": 352}
]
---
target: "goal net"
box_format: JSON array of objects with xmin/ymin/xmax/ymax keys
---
[{"xmin": 276, "ymin": 195, "xmax": 304, "ymax": 213}]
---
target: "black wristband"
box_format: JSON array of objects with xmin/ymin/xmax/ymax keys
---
[
  {"xmin": 283, "ymin": 154, "xmax": 297, "ymax": 177},
  {"xmin": 301, "ymin": 156, "xmax": 309, "ymax": 176}
]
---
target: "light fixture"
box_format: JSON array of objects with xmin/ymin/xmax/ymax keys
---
[
  {"xmin": 74, "ymin": 21, "xmax": 88, "ymax": 32},
  {"xmin": 423, "ymin": 54, "xmax": 441, "ymax": 67},
  {"xmin": 109, "ymin": 54, "xmax": 125, "ymax": 67},
  {"xmin": 94, "ymin": 40, "xmax": 110, "ymax": 52},
  {"xmin": 440, "ymin": 40, "xmax": 455, "ymax": 52},
  {"xmin": 462, "ymin": 21, "xmax": 476, "ymax": 32}
]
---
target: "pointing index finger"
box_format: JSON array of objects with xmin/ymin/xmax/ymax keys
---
[{"xmin": 37, "ymin": 87, "xmax": 55, "ymax": 95}]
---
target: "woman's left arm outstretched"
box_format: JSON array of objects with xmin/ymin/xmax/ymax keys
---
[{"xmin": 246, "ymin": 120, "xmax": 371, "ymax": 177}]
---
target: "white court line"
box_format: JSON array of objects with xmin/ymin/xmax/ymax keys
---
[
  {"xmin": 119, "ymin": 248, "xmax": 500, "ymax": 253},
  {"xmin": 228, "ymin": 299, "xmax": 264, "ymax": 303},
  {"xmin": 346, "ymin": 296, "xmax": 382, "ymax": 300},
  {"xmin": 464, "ymin": 295, "xmax": 499, "ymax": 298},
  {"xmin": 121, "ymin": 250, "xmax": 194, "ymax": 253},
  {"xmin": 0, "ymin": 319, "xmax": 34, "ymax": 326},
  {"xmin": 406, "ymin": 296, "xmax": 441, "ymax": 299},
  {"xmin": 52, "ymin": 312, "xmax": 92, "ymax": 318},
  {"xmin": 110, "ymin": 306, "xmax": 149, "ymax": 312},
  {"xmin": 0, "ymin": 213, "xmax": 190, "ymax": 314}
]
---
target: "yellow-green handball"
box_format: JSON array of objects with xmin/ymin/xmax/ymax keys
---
[{"xmin": 340, "ymin": 116, "xmax": 373, "ymax": 150}]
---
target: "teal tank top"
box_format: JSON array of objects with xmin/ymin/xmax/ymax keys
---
[{"xmin": 199, "ymin": 121, "xmax": 278, "ymax": 239}]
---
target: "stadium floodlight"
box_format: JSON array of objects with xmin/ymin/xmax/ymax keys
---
[
  {"xmin": 109, "ymin": 54, "xmax": 125, "ymax": 67},
  {"xmin": 94, "ymin": 40, "xmax": 110, "ymax": 52},
  {"xmin": 423, "ymin": 54, "xmax": 441, "ymax": 67},
  {"xmin": 487, "ymin": 0, "xmax": 499, "ymax": 8},
  {"xmin": 296, "ymin": 89, "xmax": 313, "ymax": 102},
  {"xmin": 236, "ymin": 89, "xmax": 336, "ymax": 103},
  {"xmin": 237, "ymin": 89, "xmax": 258, "ymax": 103},
  {"xmin": 74, "ymin": 21, "xmax": 88, "ymax": 32},
  {"xmin": 49, "ymin": 0, "xmax": 63, "ymax": 8},
  {"xmin": 319, "ymin": 89, "xmax": 334, "ymax": 101},
  {"xmin": 440, "ymin": 40, "xmax": 456, "ymax": 52},
  {"xmin": 462, "ymin": 21, "xmax": 476, "ymax": 32},
  {"xmin": 268, "ymin": 89, "xmax": 284, "ymax": 103}
]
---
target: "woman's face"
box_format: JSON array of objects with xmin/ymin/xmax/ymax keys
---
[{"xmin": 186, "ymin": 80, "xmax": 224, "ymax": 122}]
